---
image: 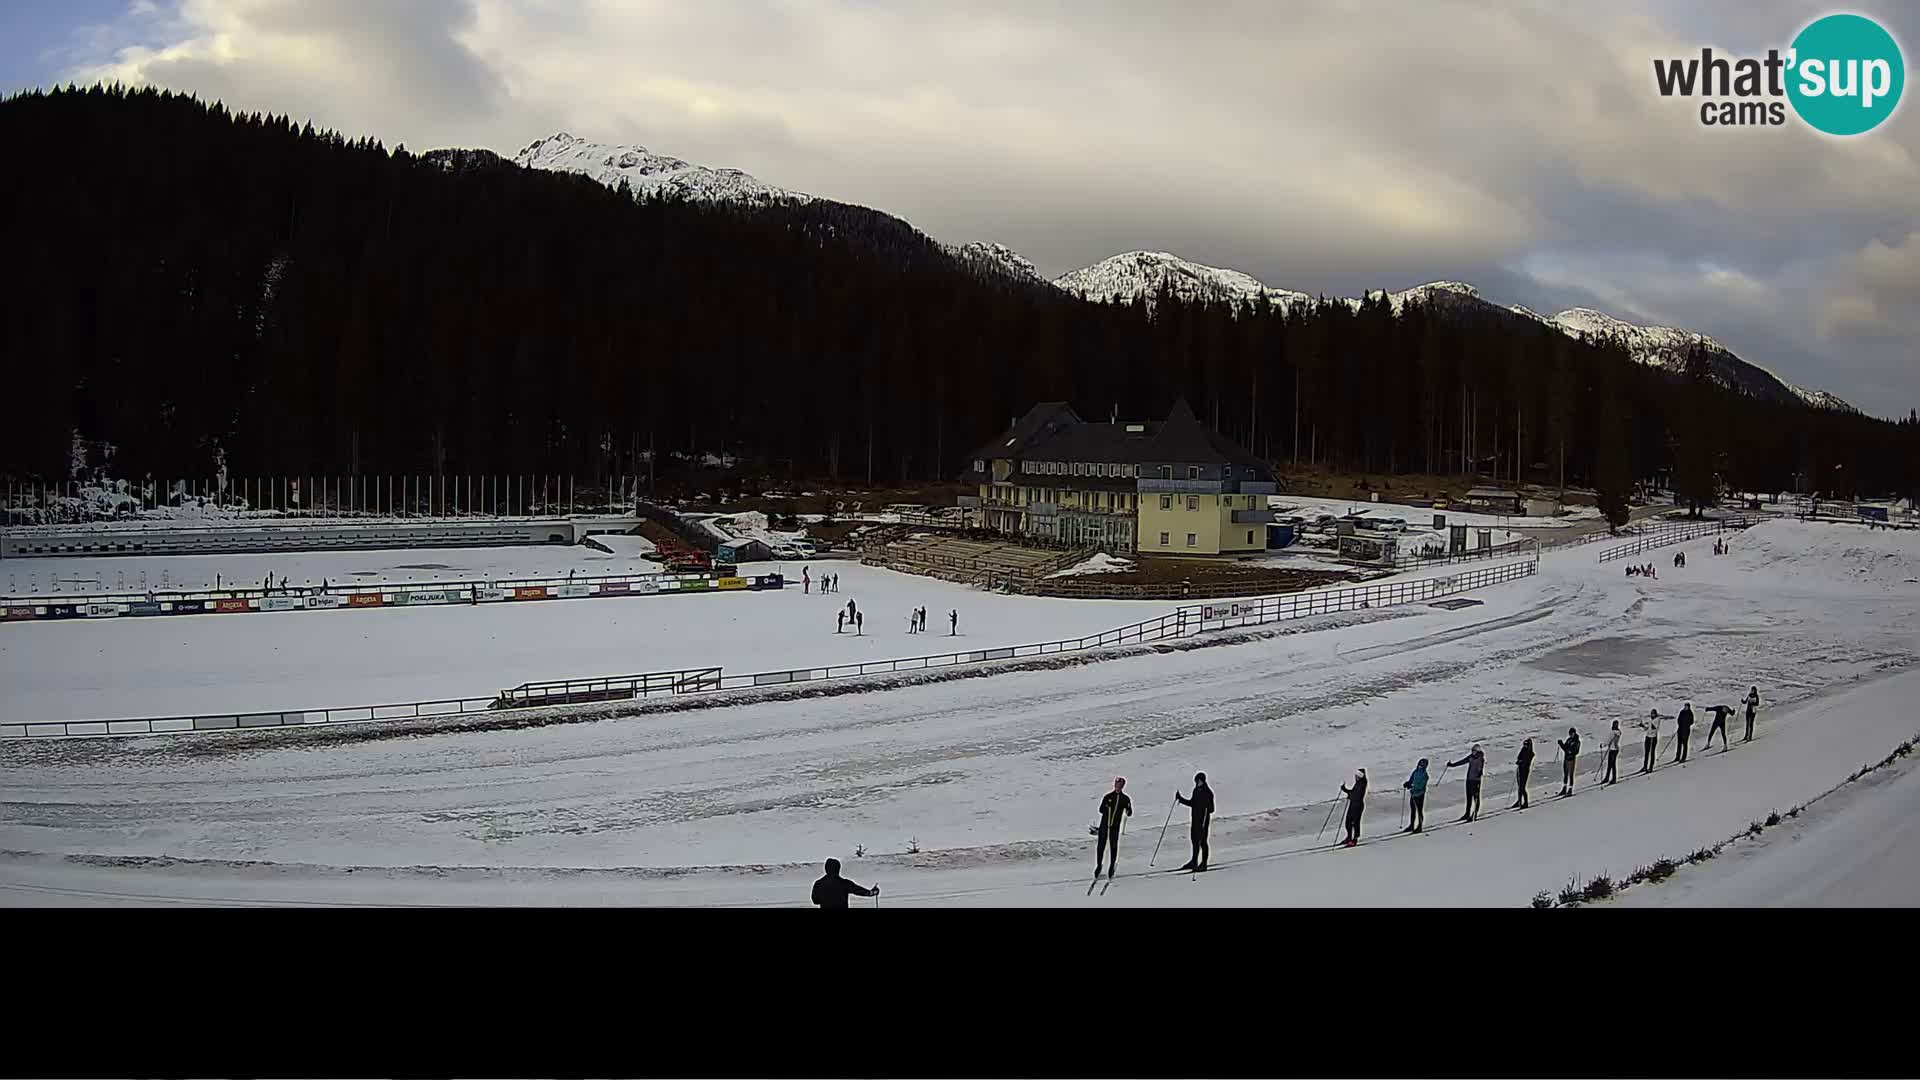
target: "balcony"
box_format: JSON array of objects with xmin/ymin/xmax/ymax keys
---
[
  {"xmin": 1232, "ymin": 509, "xmax": 1276, "ymax": 524},
  {"xmin": 1137, "ymin": 478, "xmax": 1225, "ymax": 493},
  {"xmin": 1239, "ymin": 481, "xmax": 1278, "ymax": 495}
]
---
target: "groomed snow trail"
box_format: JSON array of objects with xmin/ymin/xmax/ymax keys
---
[{"xmin": 2, "ymin": 520, "xmax": 1916, "ymax": 905}]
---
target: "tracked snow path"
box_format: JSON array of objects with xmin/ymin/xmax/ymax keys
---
[{"xmin": 1, "ymin": 521, "xmax": 1916, "ymax": 905}]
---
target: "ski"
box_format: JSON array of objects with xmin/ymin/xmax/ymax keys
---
[{"xmin": 1100, "ymin": 878, "xmax": 1114, "ymax": 896}]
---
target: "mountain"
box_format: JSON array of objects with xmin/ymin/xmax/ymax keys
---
[
  {"xmin": 1053, "ymin": 249, "xmax": 1312, "ymax": 307},
  {"xmin": 1539, "ymin": 307, "xmax": 1855, "ymax": 412},
  {"xmin": 513, "ymin": 132, "xmax": 809, "ymax": 204},
  {"xmin": 952, "ymin": 241, "xmax": 1046, "ymax": 284}
]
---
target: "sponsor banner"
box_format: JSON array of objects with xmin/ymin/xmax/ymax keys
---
[
  {"xmin": 632, "ymin": 579, "xmax": 660, "ymax": 595},
  {"xmin": 47, "ymin": 604, "xmax": 83, "ymax": 619},
  {"xmin": 678, "ymin": 579, "xmax": 710, "ymax": 592},
  {"xmin": 474, "ymin": 587, "xmax": 510, "ymax": 602},
  {"xmin": 398, "ymin": 590, "xmax": 452, "ymax": 605},
  {"xmin": 348, "ymin": 593, "xmax": 384, "ymax": 608},
  {"xmin": 127, "ymin": 601, "xmax": 163, "ymax": 617},
  {"xmin": 715, "ymin": 577, "xmax": 747, "ymax": 591},
  {"xmin": 261, "ymin": 596, "xmax": 303, "ymax": 612},
  {"xmin": 555, "ymin": 584, "xmax": 590, "ymax": 599},
  {"xmin": 4, "ymin": 606, "xmax": 38, "ymax": 620},
  {"xmin": 86, "ymin": 603, "xmax": 122, "ymax": 617},
  {"xmin": 596, "ymin": 581, "xmax": 631, "ymax": 595},
  {"xmin": 214, "ymin": 598, "xmax": 252, "ymax": 613},
  {"xmin": 170, "ymin": 599, "xmax": 208, "ymax": 615},
  {"xmin": 306, "ymin": 595, "xmax": 345, "ymax": 609},
  {"xmin": 514, "ymin": 586, "xmax": 549, "ymax": 601}
]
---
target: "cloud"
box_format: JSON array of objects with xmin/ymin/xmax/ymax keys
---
[{"xmin": 56, "ymin": 0, "xmax": 1920, "ymax": 414}]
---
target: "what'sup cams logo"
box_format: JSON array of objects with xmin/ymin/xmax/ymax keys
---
[{"xmin": 1654, "ymin": 12, "xmax": 1904, "ymax": 134}]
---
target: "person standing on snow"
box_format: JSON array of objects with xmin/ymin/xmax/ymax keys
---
[
  {"xmin": 1448, "ymin": 744, "xmax": 1486, "ymax": 822},
  {"xmin": 802, "ymin": 567, "xmax": 810, "ymax": 593},
  {"xmin": 810, "ymin": 858, "xmax": 878, "ymax": 908},
  {"xmin": 1403, "ymin": 759, "xmax": 1429, "ymax": 833},
  {"xmin": 1513, "ymin": 739, "xmax": 1536, "ymax": 810},
  {"xmin": 837, "ymin": 610, "xmax": 845, "ymax": 634},
  {"xmin": 949, "ymin": 608, "xmax": 958, "ymax": 636},
  {"xmin": 1675, "ymin": 703, "xmax": 1695, "ymax": 763},
  {"xmin": 1640, "ymin": 709, "xmax": 1662, "ymax": 773},
  {"xmin": 1603, "ymin": 720, "xmax": 1622, "ymax": 785},
  {"xmin": 1174, "ymin": 772, "xmax": 1215, "ymax": 871},
  {"xmin": 855, "ymin": 610, "xmax": 863, "ymax": 635},
  {"xmin": 1704, "ymin": 703, "xmax": 1734, "ymax": 751},
  {"xmin": 1557, "ymin": 728, "xmax": 1581, "ymax": 796},
  {"xmin": 1743, "ymin": 686, "xmax": 1761, "ymax": 743},
  {"xmin": 1339, "ymin": 769, "xmax": 1368, "ymax": 847},
  {"xmin": 1093, "ymin": 777, "xmax": 1133, "ymax": 880}
]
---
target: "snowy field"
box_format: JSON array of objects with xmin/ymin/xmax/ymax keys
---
[{"xmin": 1, "ymin": 519, "xmax": 1917, "ymax": 906}]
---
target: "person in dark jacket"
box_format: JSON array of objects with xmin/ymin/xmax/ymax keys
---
[
  {"xmin": 1602, "ymin": 720, "xmax": 1622, "ymax": 784},
  {"xmin": 1448, "ymin": 744, "xmax": 1485, "ymax": 821},
  {"xmin": 1704, "ymin": 703, "xmax": 1734, "ymax": 751},
  {"xmin": 1174, "ymin": 772, "xmax": 1215, "ymax": 871},
  {"xmin": 1513, "ymin": 739, "xmax": 1535, "ymax": 809},
  {"xmin": 1743, "ymin": 686, "xmax": 1761, "ymax": 742},
  {"xmin": 1093, "ymin": 777, "xmax": 1133, "ymax": 880},
  {"xmin": 810, "ymin": 858, "xmax": 878, "ymax": 908},
  {"xmin": 1339, "ymin": 769, "xmax": 1368, "ymax": 847},
  {"xmin": 1675, "ymin": 702, "xmax": 1695, "ymax": 763},
  {"xmin": 1403, "ymin": 759, "xmax": 1429, "ymax": 833},
  {"xmin": 1557, "ymin": 728, "xmax": 1581, "ymax": 796}
]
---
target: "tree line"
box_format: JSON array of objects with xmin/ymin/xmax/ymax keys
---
[{"xmin": 3, "ymin": 85, "xmax": 1915, "ymax": 514}]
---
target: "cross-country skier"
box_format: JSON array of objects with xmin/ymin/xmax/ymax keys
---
[
  {"xmin": 855, "ymin": 610, "xmax": 863, "ymax": 635},
  {"xmin": 1704, "ymin": 703, "xmax": 1734, "ymax": 751},
  {"xmin": 1448, "ymin": 744, "xmax": 1485, "ymax": 821},
  {"xmin": 949, "ymin": 608, "xmax": 958, "ymax": 635},
  {"xmin": 1557, "ymin": 728, "xmax": 1581, "ymax": 796},
  {"xmin": 802, "ymin": 567, "xmax": 810, "ymax": 593},
  {"xmin": 837, "ymin": 610, "xmax": 845, "ymax": 634},
  {"xmin": 1339, "ymin": 769, "xmax": 1368, "ymax": 847},
  {"xmin": 1603, "ymin": 720, "xmax": 1621, "ymax": 785},
  {"xmin": 1743, "ymin": 686, "xmax": 1761, "ymax": 742},
  {"xmin": 810, "ymin": 858, "xmax": 878, "ymax": 909},
  {"xmin": 1675, "ymin": 703, "xmax": 1695, "ymax": 763},
  {"xmin": 1640, "ymin": 709, "xmax": 1661, "ymax": 773},
  {"xmin": 1403, "ymin": 759, "xmax": 1429, "ymax": 833},
  {"xmin": 831, "ymin": 573, "xmax": 839, "ymax": 593},
  {"xmin": 1093, "ymin": 778, "xmax": 1133, "ymax": 879},
  {"xmin": 1175, "ymin": 772, "xmax": 1215, "ymax": 871},
  {"xmin": 1513, "ymin": 739, "xmax": 1535, "ymax": 809}
]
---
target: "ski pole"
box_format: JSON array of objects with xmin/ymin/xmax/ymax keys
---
[
  {"xmin": 1401, "ymin": 786, "xmax": 1408, "ymax": 830},
  {"xmin": 1150, "ymin": 792, "xmax": 1178, "ymax": 867},
  {"xmin": 1317, "ymin": 795, "xmax": 1341, "ymax": 842}
]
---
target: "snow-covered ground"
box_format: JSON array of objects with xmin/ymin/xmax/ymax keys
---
[
  {"xmin": 1, "ymin": 519, "xmax": 1915, "ymax": 906},
  {"xmin": 2, "ymin": 541, "xmax": 666, "ymax": 596},
  {"xmin": 1048, "ymin": 553, "xmax": 1134, "ymax": 577},
  {"xmin": 1269, "ymin": 493, "xmax": 1596, "ymax": 530}
]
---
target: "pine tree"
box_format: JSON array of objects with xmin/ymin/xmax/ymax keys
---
[{"xmin": 1594, "ymin": 389, "xmax": 1632, "ymax": 530}]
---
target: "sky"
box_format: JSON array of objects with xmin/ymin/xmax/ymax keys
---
[{"xmin": 3, "ymin": 0, "xmax": 1916, "ymax": 418}]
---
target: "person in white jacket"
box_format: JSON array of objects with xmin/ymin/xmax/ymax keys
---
[
  {"xmin": 1602, "ymin": 720, "xmax": 1622, "ymax": 785},
  {"xmin": 1639, "ymin": 709, "xmax": 1662, "ymax": 774}
]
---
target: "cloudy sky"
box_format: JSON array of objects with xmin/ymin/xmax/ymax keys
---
[{"xmin": 5, "ymin": 0, "xmax": 1916, "ymax": 416}]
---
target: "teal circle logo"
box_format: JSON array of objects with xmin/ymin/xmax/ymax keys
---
[{"xmin": 1787, "ymin": 13, "xmax": 1904, "ymax": 135}]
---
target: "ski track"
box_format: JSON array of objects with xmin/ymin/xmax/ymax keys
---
[{"xmin": 2, "ymin": 521, "xmax": 1918, "ymax": 896}]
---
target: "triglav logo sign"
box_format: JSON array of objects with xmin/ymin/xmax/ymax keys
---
[{"xmin": 1653, "ymin": 12, "xmax": 1904, "ymax": 134}]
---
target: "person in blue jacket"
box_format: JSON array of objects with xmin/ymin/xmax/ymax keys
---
[{"xmin": 1402, "ymin": 759, "xmax": 1429, "ymax": 833}]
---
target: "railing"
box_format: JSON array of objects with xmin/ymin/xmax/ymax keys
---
[
  {"xmin": 1386, "ymin": 537, "xmax": 1537, "ymax": 569},
  {"xmin": 5, "ymin": 549, "xmax": 1541, "ymax": 740},
  {"xmin": 1595, "ymin": 516, "xmax": 1756, "ymax": 562}
]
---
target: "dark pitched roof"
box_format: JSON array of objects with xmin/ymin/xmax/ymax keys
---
[{"xmin": 967, "ymin": 400, "xmax": 1270, "ymax": 477}]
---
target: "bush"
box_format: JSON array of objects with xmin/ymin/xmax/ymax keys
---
[
  {"xmin": 1582, "ymin": 874, "xmax": 1615, "ymax": 901},
  {"xmin": 1557, "ymin": 878, "xmax": 1584, "ymax": 907},
  {"xmin": 1765, "ymin": 810, "xmax": 1781, "ymax": 827},
  {"xmin": 1686, "ymin": 846, "xmax": 1715, "ymax": 865},
  {"xmin": 905, "ymin": 837, "xmax": 920, "ymax": 855},
  {"xmin": 1531, "ymin": 889, "xmax": 1555, "ymax": 909},
  {"xmin": 1746, "ymin": 820, "xmax": 1764, "ymax": 837},
  {"xmin": 1643, "ymin": 858, "xmax": 1677, "ymax": 882}
]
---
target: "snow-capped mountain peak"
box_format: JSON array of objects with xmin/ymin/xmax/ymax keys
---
[
  {"xmin": 513, "ymin": 132, "xmax": 809, "ymax": 205},
  {"xmin": 1052, "ymin": 250, "xmax": 1311, "ymax": 307},
  {"xmin": 1548, "ymin": 307, "xmax": 1727, "ymax": 363},
  {"xmin": 954, "ymin": 241, "xmax": 1045, "ymax": 283}
]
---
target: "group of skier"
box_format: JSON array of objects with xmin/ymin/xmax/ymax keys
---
[
  {"xmin": 801, "ymin": 567, "xmax": 840, "ymax": 594},
  {"xmin": 904, "ymin": 606, "xmax": 957, "ymax": 635}
]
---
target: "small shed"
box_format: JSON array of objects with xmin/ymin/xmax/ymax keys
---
[
  {"xmin": 1463, "ymin": 487, "xmax": 1523, "ymax": 514},
  {"xmin": 717, "ymin": 538, "xmax": 771, "ymax": 563}
]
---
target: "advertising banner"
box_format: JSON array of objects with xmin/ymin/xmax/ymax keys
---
[
  {"xmin": 514, "ymin": 586, "xmax": 549, "ymax": 601},
  {"xmin": 475, "ymin": 587, "xmax": 510, "ymax": 602},
  {"xmin": 261, "ymin": 596, "xmax": 303, "ymax": 612},
  {"xmin": 170, "ymin": 599, "xmax": 208, "ymax": 615},
  {"xmin": 556, "ymin": 584, "xmax": 590, "ymax": 599},
  {"xmin": 305, "ymin": 595, "xmax": 345, "ymax": 609},
  {"xmin": 398, "ymin": 590, "xmax": 451, "ymax": 605},
  {"xmin": 348, "ymin": 593, "xmax": 384, "ymax": 608},
  {"xmin": 215, "ymin": 598, "xmax": 252, "ymax": 613},
  {"xmin": 5, "ymin": 606, "xmax": 39, "ymax": 620},
  {"xmin": 126, "ymin": 602, "xmax": 163, "ymax": 616},
  {"xmin": 86, "ymin": 604, "xmax": 121, "ymax": 617},
  {"xmin": 715, "ymin": 577, "xmax": 747, "ymax": 591}
]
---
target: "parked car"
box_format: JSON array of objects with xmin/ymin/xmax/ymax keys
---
[{"xmin": 769, "ymin": 544, "xmax": 805, "ymax": 560}]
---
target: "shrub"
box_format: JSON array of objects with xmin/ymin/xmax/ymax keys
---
[
  {"xmin": 1531, "ymin": 889, "xmax": 1555, "ymax": 909},
  {"xmin": 853, "ymin": 844, "xmax": 866, "ymax": 858},
  {"xmin": 1643, "ymin": 858, "xmax": 1677, "ymax": 882},
  {"xmin": 905, "ymin": 837, "xmax": 920, "ymax": 855},
  {"xmin": 1557, "ymin": 878, "xmax": 1584, "ymax": 907},
  {"xmin": 1746, "ymin": 820, "xmax": 1764, "ymax": 837},
  {"xmin": 1582, "ymin": 874, "xmax": 1615, "ymax": 901},
  {"xmin": 1686, "ymin": 846, "xmax": 1715, "ymax": 864},
  {"xmin": 1765, "ymin": 810, "xmax": 1781, "ymax": 827}
]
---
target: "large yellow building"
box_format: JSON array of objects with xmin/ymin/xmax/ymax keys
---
[{"xmin": 962, "ymin": 401, "xmax": 1276, "ymax": 555}]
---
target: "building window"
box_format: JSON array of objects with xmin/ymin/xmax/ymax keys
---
[
  {"xmin": 1186, "ymin": 533, "xmax": 1198, "ymax": 547},
  {"xmin": 1160, "ymin": 495, "xmax": 1172, "ymax": 511},
  {"xmin": 1188, "ymin": 465, "xmax": 1200, "ymax": 480},
  {"xmin": 1247, "ymin": 530, "xmax": 1255, "ymax": 544},
  {"xmin": 1160, "ymin": 465, "xmax": 1171, "ymax": 479},
  {"xmin": 1186, "ymin": 496, "xmax": 1198, "ymax": 511},
  {"xmin": 1159, "ymin": 531, "xmax": 1170, "ymax": 545},
  {"xmin": 973, "ymin": 459, "xmax": 984, "ymax": 472}
]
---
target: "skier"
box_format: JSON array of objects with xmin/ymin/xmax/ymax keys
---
[
  {"xmin": 1174, "ymin": 772, "xmax": 1215, "ymax": 871},
  {"xmin": 1513, "ymin": 739, "xmax": 1535, "ymax": 809},
  {"xmin": 1339, "ymin": 769, "xmax": 1368, "ymax": 847},
  {"xmin": 1603, "ymin": 720, "xmax": 1621, "ymax": 785},
  {"xmin": 810, "ymin": 858, "xmax": 878, "ymax": 909},
  {"xmin": 1640, "ymin": 709, "xmax": 1661, "ymax": 773},
  {"xmin": 1447, "ymin": 744, "xmax": 1485, "ymax": 821},
  {"xmin": 837, "ymin": 610, "xmax": 845, "ymax": 634},
  {"xmin": 832, "ymin": 572, "xmax": 839, "ymax": 593},
  {"xmin": 1093, "ymin": 777, "xmax": 1133, "ymax": 879},
  {"xmin": 907, "ymin": 609, "xmax": 917, "ymax": 634},
  {"xmin": 1704, "ymin": 703, "xmax": 1735, "ymax": 751},
  {"xmin": 1743, "ymin": 686, "xmax": 1761, "ymax": 742},
  {"xmin": 1674, "ymin": 702, "xmax": 1695, "ymax": 763},
  {"xmin": 949, "ymin": 608, "xmax": 958, "ymax": 636},
  {"xmin": 1557, "ymin": 728, "xmax": 1581, "ymax": 796},
  {"xmin": 1402, "ymin": 759, "xmax": 1429, "ymax": 833},
  {"xmin": 802, "ymin": 567, "xmax": 810, "ymax": 593},
  {"xmin": 855, "ymin": 610, "xmax": 863, "ymax": 635}
]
